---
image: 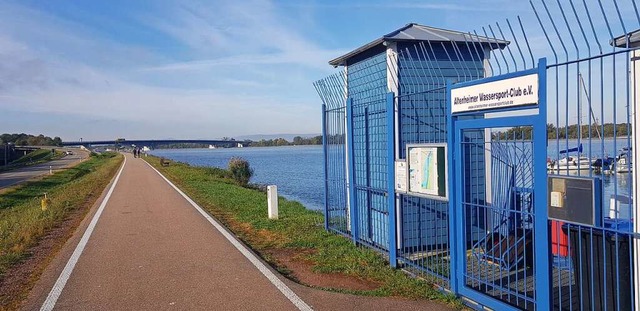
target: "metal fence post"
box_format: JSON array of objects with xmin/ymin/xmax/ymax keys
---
[
  {"xmin": 346, "ymin": 98, "xmax": 359, "ymax": 244},
  {"xmin": 533, "ymin": 57, "xmax": 551, "ymax": 310},
  {"xmin": 386, "ymin": 92, "xmax": 397, "ymax": 267},
  {"xmin": 322, "ymin": 104, "xmax": 329, "ymax": 231},
  {"xmin": 446, "ymin": 80, "xmax": 459, "ymax": 294}
]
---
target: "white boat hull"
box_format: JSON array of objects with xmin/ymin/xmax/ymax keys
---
[
  {"xmin": 547, "ymin": 155, "xmax": 594, "ymax": 172},
  {"xmin": 616, "ymin": 165, "xmax": 631, "ymax": 173},
  {"xmin": 547, "ymin": 165, "xmax": 592, "ymax": 173}
]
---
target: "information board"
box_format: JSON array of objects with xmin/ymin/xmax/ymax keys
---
[
  {"xmin": 406, "ymin": 144, "xmax": 448, "ymax": 200},
  {"xmin": 548, "ymin": 175, "xmax": 602, "ymax": 226},
  {"xmin": 395, "ymin": 161, "xmax": 407, "ymax": 193},
  {"xmin": 451, "ymin": 73, "xmax": 538, "ymax": 114}
]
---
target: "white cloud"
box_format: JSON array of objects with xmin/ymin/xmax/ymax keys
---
[
  {"xmin": 137, "ymin": 0, "xmax": 347, "ymax": 72},
  {"xmin": 0, "ymin": 0, "xmax": 332, "ymax": 140},
  {"xmin": 141, "ymin": 49, "xmax": 346, "ymax": 72}
]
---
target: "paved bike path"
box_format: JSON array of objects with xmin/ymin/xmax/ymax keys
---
[
  {"xmin": 24, "ymin": 153, "xmax": 450, "ymax": 310},
  {"xmin": 30, "ymin": 154, "xmax": 298, "ymax": 310}
]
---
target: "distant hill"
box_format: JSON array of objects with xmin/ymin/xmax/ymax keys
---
[{"xmin": 236, "ymin": 133, "xmax": 321, "ymax": 141}]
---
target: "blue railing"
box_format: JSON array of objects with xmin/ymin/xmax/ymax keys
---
[{"xmin": 315, "ymin": 1, "xmax": 640, "ymax": 309}]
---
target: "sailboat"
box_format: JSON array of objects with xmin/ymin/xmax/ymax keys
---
[
  {"xmin": 548, "ymin": 74, "xmax": 601, "ymax": 173},
  {"xmin": 547, "ymin": 144, "xmax": 594, "ymax": 173},
  {"xmin": 577, "ymin": 73, "xmax": 633, "ymax": 174}
]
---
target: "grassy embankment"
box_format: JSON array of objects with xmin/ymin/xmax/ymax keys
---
[
  {"xmin": 144, "ymin": 155, "xmax": 461, "ymax": 307},
  {"xmin": 0, "ymin": 152, "xmax": 123, "ymax": 309},
  {"xmin": 0, "ymin": 149, "xmax": 65, "ymax": 173}
]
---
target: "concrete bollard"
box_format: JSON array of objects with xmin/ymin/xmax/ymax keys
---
[{"xmin": 267, "ymin": 185, "xmax": 278, "ymax": 219}]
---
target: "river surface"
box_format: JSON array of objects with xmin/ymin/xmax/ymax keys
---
[
  {"xmin": 151, "ymin": 139, "xmax": 632, "ymax": 217},
  {"xmin": 151, "ymin": 146, "xmax": 324, "ymax": 210}
]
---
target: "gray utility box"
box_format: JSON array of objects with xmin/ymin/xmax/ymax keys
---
[{"xmin": 548, "ymin": 175, "xmax": 602, "ymax": 226}]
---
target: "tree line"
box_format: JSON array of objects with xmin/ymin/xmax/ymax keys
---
[
  {"xmin": 492, "ymin": 123, "xmax": 632, "ymax": 140},
  {"xmin": 0, "ymin": 133, "xmax": 62, "ymax": 146},
  {"xmin": 154, "ymin": 136, "xmax": 323, "ymax": 149},
  {"xmin": 547, "ymin": 123, "xmax": 632, "ymax": 139},
  {"xmin": 249, "ymin": 136, "xmax": 322, "ymax": 147}
]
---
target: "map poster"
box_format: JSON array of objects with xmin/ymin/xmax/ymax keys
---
[
  {"xmin": 409, "ymin": 147, "xmax": 439, "ymax": 195},
  {"xmin": 407, "ymin": 145, "xmax": 447, "ymax": 199}
]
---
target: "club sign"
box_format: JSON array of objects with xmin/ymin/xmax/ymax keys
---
[{"xmin": 451, "ymin": 73, "xmax": 538, "ymax": 114}]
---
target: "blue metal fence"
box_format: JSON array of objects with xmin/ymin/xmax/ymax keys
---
[
  {"xmin": 315, "ymin": 71, "xmax": 349, "ymax": 236},
  {"xmin": 529, "ymin": 1, "xmax": 639, "ymax": 309},
  {"xmin": 315, "ymin": 1, "xmax": 640, "ymax": 309},
  {"xmin": 449, "ymin": 63, "xmax": 549, "ymax": 310},
  {"xmin": 396, "ymin": 87, "xmax": 452, "ymax": 287},
  {"xmin": 389, "ymin": 39, "xmax": 489, "ymax": 288},
  {"xmin": 348, "ymin": 52, "xmax": 391, "ymax": 252}
]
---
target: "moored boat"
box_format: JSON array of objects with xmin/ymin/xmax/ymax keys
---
[
  {"xmin": 547, "ymin": 144, "xmax": 594, "ymax": 173},
  {"xmin": 614, "ymin": 147, "xmax": 632, "ymax": 173},
  {"xmin": 547, "ymin": 155, "xmax": 594, "ymax": 172}
]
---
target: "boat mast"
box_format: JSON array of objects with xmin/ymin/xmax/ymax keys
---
[{"xmin": 579, "ymin": 72, "xmax": 602, "ymax": 139}]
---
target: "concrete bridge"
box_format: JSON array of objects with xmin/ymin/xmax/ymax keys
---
[{"xmin": 61, "ymin": 139, "xmax": 250, "ymax": 148}]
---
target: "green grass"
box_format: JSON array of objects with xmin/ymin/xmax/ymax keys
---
[
  {"xmin": 0, "ymin": 149, "xmax": 65, "ymax": 173},
  {"xmin": 144, "ymin": 155, "xmax": 463, "ymax": 308},
  {"xmin": 11, "ymin": 149, "xmax": 61, "ymax": 165},
  {"xmin": 0, "ymin": 152, "xmax": 123, "ymax": 277}
]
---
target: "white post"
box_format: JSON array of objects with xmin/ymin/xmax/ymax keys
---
[
  {"xmin": 483, "ymin": 47, "xmax": 493, "ymax": 207},
  {"xmin": 343, "ymin": 68, "xmax": 351, "ymax": 230},
  {"xmin": 631, "ymin": 49, "xmax": 640, "ymax": 311},
  {"xmin": 386, "ymin": 41, "xmax": 402, "ymax": 249},
  {"xmin": 49, "ymin": 165, "xmax": 52, "ymax": 175},
  {"xmin": 483, "ymin": 47, "xmax": 493, "ymax": 238},
  {"xmin": 267, "ymin": 185, "xmax": 278, "ymax": 219}
]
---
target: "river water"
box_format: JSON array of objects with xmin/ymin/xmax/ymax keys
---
[
  {"xmin": 150, "ymin": 146, "xmax": 324, "ymax": 210},
  {"xmin": 151, "ymin": 140, "xmax": 632, "ymax": 216}
]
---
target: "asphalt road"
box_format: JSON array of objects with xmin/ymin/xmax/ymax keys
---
[
  {"xmin": 23, "ymin": 153, "xmax": 451, "ymax": 311},
  {"xmin": 0, "ymin": 150, "xmax": 89, "ymax": 189}
]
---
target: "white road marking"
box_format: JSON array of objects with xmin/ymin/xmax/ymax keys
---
[
  {"xmin": 144, "ymin": 161, "xmax": 314, "ymax": 311},
  {"xmin": 40, "ymin": 156, "xmax": 127, "ymax": 311}
]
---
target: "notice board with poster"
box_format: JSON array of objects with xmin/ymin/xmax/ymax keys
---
[
  {"xmin": 406, "ymin": 144, "xmax": 448, "ymax": 201},
  {"xmin": 395, "ymin": 160, "xmax": 408, "ymax": 193}
]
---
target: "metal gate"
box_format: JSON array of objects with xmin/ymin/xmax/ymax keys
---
[
  {"xmin": 316, "ymin": 1, "xmax": 640, "ymax": 309},
  {"xmin": 315, "ymin": 52, "xmax": 396, "ymax": 253},
  {"xmin": 347, "ymin": 94, "xmax": 394, "ymax": 251},
  {"xmin": 450, "ymin": 65, "xmax": 550, "ymax": 310}
]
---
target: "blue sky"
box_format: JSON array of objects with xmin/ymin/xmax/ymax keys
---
[{"xmin": 0, "ymin": 0, "xmax": 636, "ymax": 140}]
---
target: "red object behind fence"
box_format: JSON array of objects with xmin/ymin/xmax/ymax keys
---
[{"xmin": 551, "ymin": 220, "xmax": 569, "ymax": 257}]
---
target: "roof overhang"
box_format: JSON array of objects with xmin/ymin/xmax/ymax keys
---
[
  {"xmin": 611, "ymin": 29, "xmax": 640, "ymax": 48},
  {"xmin": 329, "ymin": 38, "xmax": 385, "ymax": 67},
  {"xmin": 328, "ymin": 23, "xmax": 509, "ymax": 67}
]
